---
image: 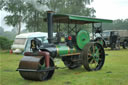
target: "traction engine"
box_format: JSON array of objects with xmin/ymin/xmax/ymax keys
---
[{"xmin": 17, "ymin": 11, "xmax": 112, "ymax": 81}]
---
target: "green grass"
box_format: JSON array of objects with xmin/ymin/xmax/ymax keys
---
[{"xmin": 0, "ymin": 49, "xmax": 128, "ymax": 85}]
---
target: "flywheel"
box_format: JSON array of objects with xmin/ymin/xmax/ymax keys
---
[{"xmin": 76, "ymin": 30, "xmax": 90, "ymax": 49}]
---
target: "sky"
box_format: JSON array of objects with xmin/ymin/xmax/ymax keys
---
[
  {"xmin": 90, "ymin": 0, "xmax": 128, "ymax": 19},
  {"xmin": 0, "ymin": 0, "xmax": 128, "ymax": 31},
  {"xmin": 0, "ymin": 10, "xmax": 14, "ymax": 31}
]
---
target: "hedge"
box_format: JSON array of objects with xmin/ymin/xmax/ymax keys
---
[{"xmin": 0, "ymin": 36, "xmax": 13, "ymax": 50}]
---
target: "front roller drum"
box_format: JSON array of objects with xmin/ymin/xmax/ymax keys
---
[
  {"xmin": 81, "ymin": 42, "xmax": 105, "ymax": 71},
  {"xmin": 17, "ymin": 54, "xmax": 55, "ymax": 81}
]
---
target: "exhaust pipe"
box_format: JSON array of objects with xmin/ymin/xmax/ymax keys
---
[{"xmin": 47, "ymin": 11, "xmax": 54, "ymax": 43}]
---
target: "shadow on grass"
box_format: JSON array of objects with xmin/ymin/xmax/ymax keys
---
[{"xmin": 55, "ymin": 66, "xmax": 87, "ymax": 76}]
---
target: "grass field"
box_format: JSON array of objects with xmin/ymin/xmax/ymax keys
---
[{"xmin": 0, "ymin": 48, "xmax": 128, "ymax": 85}]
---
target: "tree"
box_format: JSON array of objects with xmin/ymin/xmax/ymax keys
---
[
  {"xmin": 24, "ymin": 3, "xmax": 46, "ymax": 32},
  {"xmin": 46, "ymin": 0, "xmax": 95, "ymax": 16},
  {"xmin": 0, "ymin": 0, "xmax": 5, "ymax": 10},
  {"xmin": 3, "ymin": 0, "xmax": 27, "ymax": 34}
]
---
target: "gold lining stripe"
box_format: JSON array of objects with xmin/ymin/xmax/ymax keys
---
[
  {"xmin": 61, "ymin": 53, "xmax": 80, "ymax": 57},
  {"xmin": 56, "ymin": 46, "xmax": 59, "ymax": 56},
  {"xmin": 73, "ymin": 47, "xmax": 76, "ymax": 53}
]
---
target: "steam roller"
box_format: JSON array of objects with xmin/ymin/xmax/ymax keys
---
[
  {"xmin": 16, "ymin": 11, "xmax": 113, "ymax": 81},
  {"xmin": 17, "ymin": 52, "xmax": 55, "ymax": 81}
]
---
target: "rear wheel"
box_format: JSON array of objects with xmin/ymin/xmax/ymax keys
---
[{"xmin": 81, "ymin": 42, "xmax": 105, "ymax": 71}]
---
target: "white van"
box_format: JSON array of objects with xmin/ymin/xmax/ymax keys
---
[{"xmin": 11, "ymin": 32, "xmax": 48, "ymax": 54}]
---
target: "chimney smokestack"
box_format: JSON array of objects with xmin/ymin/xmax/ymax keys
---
[{"xmin": 47, "ymin": 11, "xmax": 54, "ymax": 43}]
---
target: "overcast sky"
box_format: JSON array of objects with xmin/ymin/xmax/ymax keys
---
[
  {"xmin": 91, "ymin": 0, "xmax": 128, "ymax": 19},
  {"xmin": 0, "ymin": 0, "xmax": 128, "ymax": 31}
]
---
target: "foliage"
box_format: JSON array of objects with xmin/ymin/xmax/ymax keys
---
[
  {"xmin": 24, "ymin": 3, "xmax": 46, "ymax": 32},
  {"xmin": 47, "ymin": 0, "xmax": 95, "ymax": 16},
  {"xmin": 3, "ymin": 0, "xmax": 27, "ymax": 34},
  {"xmin": 103, "ymin": 19, "xmax": 128, "ymax": 30},
  {"xmin": 2, "ymin": 0, "xmax": 95, "ymax": 33},
  {"xmin": 0, "ymin": 26, "xmax": 4, "ymax": 35},
  {"xmin": 0, "ymin": 0, "xmax": 4, "ymax": 10},
  {"xmin": 0, "ymin": 27, "xmax": 16, "ymax": 40},
  {"xmin": 0, "ymin": 36, "xmax": 13, "ymax": 50}
]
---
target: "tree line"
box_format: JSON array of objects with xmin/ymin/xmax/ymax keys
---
[{"xmin": 103, "ymin": 19, "xmax": 128, "ymax": 31}]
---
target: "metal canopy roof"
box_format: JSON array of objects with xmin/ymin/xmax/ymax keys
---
[{"xmin": 51, "ymin": 14, "xmax": 113, "ymax": 24}]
